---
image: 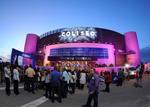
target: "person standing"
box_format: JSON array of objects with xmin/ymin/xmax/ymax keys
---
[
  {"xmin": 82, "ymin": 69, "xmax": 100, "ymax": 107},
  {"xmin": 4, "ymin": 64, "xmax": 11, "ymax": 96},
  {"xmin": 34, "ymin": 67, "xmax": 39, "ymax": 90},
  {"xmin": 80, "ymin": 70, "xmax": 86, "ymax": 89},
  {"xmin": 23, "ymin": 65, "xmax": 28, "ymax": 91},
  {"xmin": 139, "ymin": 62, "xmax": 144, "ymax": 87},
  {"xmin": 62, "ymin": 68, "xmax": 70, "ymax": 98},
  {"xmin": 69, "ymin": 70, "xmax": 77, "ymax": 94},
  {"xmin": 13, "ymin": 66, "xmax": 20, "ymax": 95},
  {"xmin": 76, "ymin": 70, "xmax": 81, "ymax": 89},
  {"xmin": 44, "ymin": 70, "xmax": 51, "ymax": 99},
  {"xmin": 50, "ymin": 66, "xmax": 62, "ymax": 103},
  {"xmin": 117, "ymin": 68, "xmax": 124, "ymax": 86},
  {"xmin": 104, "ymin": 71, "xmax": 112, "ymax": 92},
  {"xmin": 136, "ymin": 63, "xmax": 144, "ymax": 87},
  {"xmin": 25, "ymin": 65, "xmax": 35, "ymax": 94}
]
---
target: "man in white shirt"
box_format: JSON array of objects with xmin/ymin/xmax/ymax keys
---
[
  {"xmin": 62, "ymin": 69, "xmax": 70, "ymax": 98},
  {"xmin": 4, "ymin": 64, "xmax": 11, "ymax": 96},
  {"xmin": 13, "ymin": 66, "xmax": 20, "ymax": 95}
]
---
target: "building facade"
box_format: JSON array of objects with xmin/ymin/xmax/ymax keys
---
[{"xmin": 23, "ymin": 27, "xmax": 140, "ymax": 67}]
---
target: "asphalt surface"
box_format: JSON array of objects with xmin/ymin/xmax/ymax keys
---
[{"xmin": 0, "ymin": 75, "xmax": 150, "ymax": 107}]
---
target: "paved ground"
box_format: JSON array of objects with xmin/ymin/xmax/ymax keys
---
[{"xmin": 0, "ymin": 75, "xmax": 150, "ymax": 107}]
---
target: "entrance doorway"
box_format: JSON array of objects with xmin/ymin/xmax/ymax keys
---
[{"xmin": 49, "ymin": 60, "xmax": 96, "ymax": 71}]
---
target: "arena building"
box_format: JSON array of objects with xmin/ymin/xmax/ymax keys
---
[{"xmin": 23, "ymin": 27, "xmax": 140, "ymax": 68}]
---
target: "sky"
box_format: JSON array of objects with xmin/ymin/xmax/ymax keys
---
[{"xmin": 0, "ymin": 0, "xmax": 150, "ymax": 57}]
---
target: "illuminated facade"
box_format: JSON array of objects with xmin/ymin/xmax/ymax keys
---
[{"xmin": 23, "ymin": 27, "xmax": 140, "ymax": 67}]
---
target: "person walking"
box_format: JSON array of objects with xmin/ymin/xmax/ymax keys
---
[
  {"xmin": 13, "ymin": 66, "xmax": 20, "ymax": 95},
  {"xmin": 82, "ymin": 69, "xmax": 100, "ymax": 107},
  {"xmin": 4, "ymin": 64, "xmax": 11, "ymax": 96}
]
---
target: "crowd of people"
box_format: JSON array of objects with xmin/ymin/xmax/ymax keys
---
[
  {"xmin": 0, "ymin": 62, "xmax": 146, "ymax": 107},
  {"xmin": 2, "ymin": 63, "xmax": 99, "ymax": 104},
  {"xmin": 99, "ymin": 63, "xmax": 145, "ymax": 93}
]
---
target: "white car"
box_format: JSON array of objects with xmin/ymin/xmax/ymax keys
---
[{"xmin": 128, "ymin": 67, "xmax": 137, "ymax": 78}]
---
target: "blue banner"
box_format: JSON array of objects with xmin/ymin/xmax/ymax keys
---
[{"xmin": 11, "ymin": 48, "xmax": 35, "ymax": 67}]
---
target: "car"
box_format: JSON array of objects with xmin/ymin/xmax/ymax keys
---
[
  {"xmin": 99, "ymin": 76, "xmax": 105, "ymax": 82},
  {"xmin": 128, "ymin": 67, "xmax": 137, "ymax": 79}
]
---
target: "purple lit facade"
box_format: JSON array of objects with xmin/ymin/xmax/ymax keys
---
[
  {"xmin": 44, "ymin": 43, "xmax": 115, "ymax": 66},
  {"xmin": 23, "ymin": 27, "xmax": 140, "ymax": 67},
  {"xmin": 23, "ymin": 34, "xmax": 39, "ymax": 65},
  {"xmin": 125, "ymin": 32, "xmax": 140, "ymax": 66}
]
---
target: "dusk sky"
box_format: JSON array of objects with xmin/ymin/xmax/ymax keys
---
[{"xmin": 0, "ymin": 0, "xmax": 150, "ymax": 57}]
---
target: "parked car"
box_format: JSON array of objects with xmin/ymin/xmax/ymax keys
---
[{"xmin": 128, "ymin": 67, "xmax": 137, "ymax": 79}]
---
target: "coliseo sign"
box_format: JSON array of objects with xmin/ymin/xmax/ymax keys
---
[{"xmin": 59, "ymin": 27, "xmax": 97, "ymax": 42}]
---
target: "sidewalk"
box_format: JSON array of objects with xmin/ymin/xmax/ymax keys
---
[
  {"xmin": 0, "ymin": 82, "xmax": 6, "ymax": 87},
  {"xmin": 0, "ymin": 82, "xmax": 24, "ymax": 90}
]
